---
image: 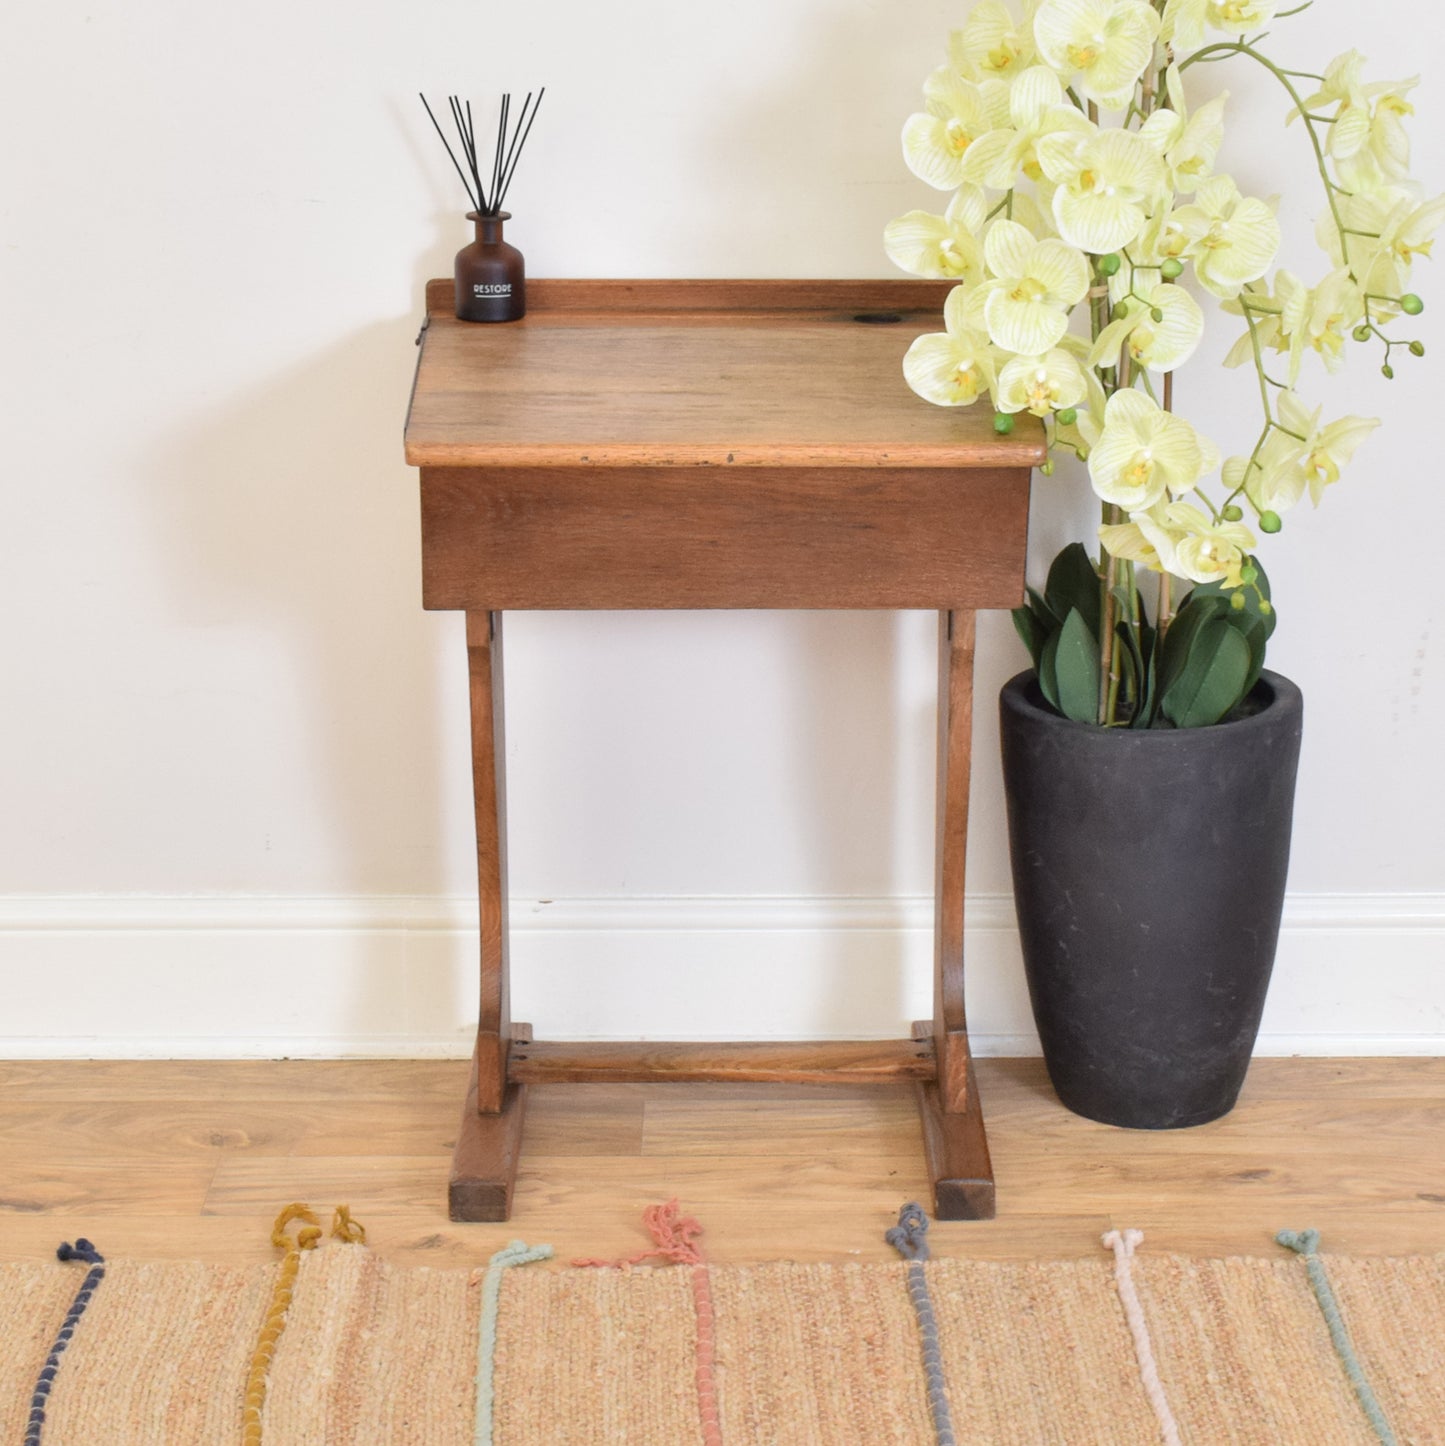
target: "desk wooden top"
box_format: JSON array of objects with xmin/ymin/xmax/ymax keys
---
[{"xmin": 404, "ymin": 279, "xmax": 1046, "ymax": 470}]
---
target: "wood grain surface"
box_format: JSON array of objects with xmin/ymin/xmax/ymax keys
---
[
  {"xmin": 933, "ymin": 612, "xmax": 976, "ymax": 1115},
  {"xmin": 465, "ymin": 612, "xmax": 510, "ymax": 1113},
  {"xmin": 2, "ymin": 1058, "xmax": 1442, "ymax": 1266},
  {"xmin": 424, "ymin": 278, "xmax": 961, "ymax": 315},
  {"xmin": 506, "ymin": 1038, "xmax": 937, "ymax": 1086},
  {"xmin": 405, "ymin": 279, "xmax": 1046, "ymax": 470},
  {"xmin": 419, "ymin": 465, "xmax": 1030, "ymax": 611}
]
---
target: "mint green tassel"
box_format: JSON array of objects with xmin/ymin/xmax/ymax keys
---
[
  {"xmin": 1276, "ymin": 1229, "xmax": 1397, "ymax": 1446},
  {"xmin": 474, "ymin": 1240, "xmax": 553, "ymax": 1446}
]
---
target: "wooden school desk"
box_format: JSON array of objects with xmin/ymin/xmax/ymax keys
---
[{"xmin": 404, "ymin": 278, "xmax": 1041, "ymax": 1221}]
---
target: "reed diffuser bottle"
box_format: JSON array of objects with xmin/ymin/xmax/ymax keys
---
[
  {"xmin": 420, "ymin": 89, "xmax": 545, "ymax": 325},
  {"xmin": 456, "ymin": 211, "xmax": 524, "ymax": 322}
]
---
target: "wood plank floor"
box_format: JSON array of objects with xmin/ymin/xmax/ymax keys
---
[{"xmin": 0, "ymin": 1058, "xmax": 1442, "ymax": 1268}]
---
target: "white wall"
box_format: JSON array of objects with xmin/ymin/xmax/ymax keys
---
[{"xmin": 2, "ymin": 0, "xmax": 1441, "ymax": 1055}]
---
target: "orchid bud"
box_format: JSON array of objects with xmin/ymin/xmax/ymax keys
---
[
  {"xmin": 993, "ymin": 411, "xmax": 1014, "ymax": 435},
  {"xmin": 1241, "ymin": 564, "xmax": 1259, "ymax": 585},
  {"xmin": 1222, "ymin": 504, "xmax": 1244, "ymax": 522},
  {"xmin": 1097, "ymin": 253, "xmax": 1121, "ymax": 277},
  {"xmin": 1353, "ymin": 324, "xmax": 1371, "ymax": 342},
  {"xmin": 1259, "ymin": 511, "xmax": 1282, "ymax": 534},
  {"xmin": 1382, "ymin": 363, "xmax": 1395, "ymax": 379},
  {"xmin": 1231, "ymin": 591, "xmax": 1247, "ymax": 611},
  {"xmin": 1056, "ymin": 407, "xmax": 1078, "ymax": 426},
  {"xmin": 1401, "ymin": 293, "xmax": 1424, "ymax": 315},
  {"xmin": 1160, "ymin": 258, "xmax": 1183, "ymax": 280},
  {"xmin": 1410, "ymin": 340, "xmax": 1426, "ymax": 357}
]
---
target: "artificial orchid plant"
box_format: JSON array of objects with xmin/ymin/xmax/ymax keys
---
[{"xmin": 888, "ymin": 0, "xmax": 1435, "ymax": 727}]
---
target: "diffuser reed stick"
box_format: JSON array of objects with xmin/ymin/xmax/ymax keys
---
[{"xmin": 419, "ymin": 90, "xmax": 546, "ymax": 215}]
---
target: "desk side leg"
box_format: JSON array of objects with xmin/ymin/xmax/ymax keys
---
[
  {"xmin": 450, "ymin": 610, "xmax": 527, "ymax": 1222},
  {"xmin": 916, "ymin": 609, "xmax": 995, "ymax": 1220}
]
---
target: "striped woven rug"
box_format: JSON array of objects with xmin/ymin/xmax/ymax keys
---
[{"xmin": 3, "ymin": 1204, "xmax": 1442, "ymax": 1444}]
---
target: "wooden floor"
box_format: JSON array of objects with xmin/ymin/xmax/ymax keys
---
[{"xmin": 0, "ymin": 1057, "xmax": 1442, "ymax": 1268}]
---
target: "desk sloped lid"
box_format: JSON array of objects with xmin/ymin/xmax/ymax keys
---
[{"xmin": 404, "ymin": 279, "xmax": 1046, "ymax": 470}]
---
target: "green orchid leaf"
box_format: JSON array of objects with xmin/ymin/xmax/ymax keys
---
[
  {"xmin": 1158, "ymin": 593, "xmax": 1228, "ymax": 703},
  {"xmin": 1027, "ymin": 585, "xmax": 1060, "ymax": 628},
  {"xmin": 1161, "ymin": 619, "xmax": 1252, "ymax": 728},
  {"xmin": 1236, "ymin": 615, "xmax": 1268, "ymax": 696},
  {"xmin": 1130, "ymin": 612, "xmax": 1159, "ymax": 728},
  {"xmin": 1054, "ymin": 607, "xmax": 1101, "ymax": 724},
  {"xmin": 1132, "ymin": 642, "xmax": 1159, "ymax": 729},
  {"xmin": 1114, "ymin": 623, "xmax": 1140, "ymax": 721},
  {"xmin": 1045, "ymin": 544, "xmax": 1102, "ymax": 644},
  {"xmin": 1038, "ymin": 628, "xmax": 1062, "ymax": 713},
  {"xmin": 1115, "ymin": 618, "xmax": 1145, "ymax": 719},
  {"xmin": 1011, "ymin": 604, "xmax": 1049, "ymax": 669},
  {"xmin": 1252, "ymin": 556, "xmax": 1273, "ymax": 603},
  {"xmin": 1187, "ymin": 556, "xmax": 1277, "ymax": 640},
  {"xmin": 1139, "ymin": 618, "xmax": 1157, "ymax": 677}
]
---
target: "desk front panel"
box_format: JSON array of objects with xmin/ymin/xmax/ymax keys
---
[{"xmin": 419, "ymin": 464, "xmax": 1031, "ymax": 612}]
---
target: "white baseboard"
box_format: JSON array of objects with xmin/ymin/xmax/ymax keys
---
[{"xmin": 0, "ymin": 893, "xmax": 1441, "ymax": 1058}]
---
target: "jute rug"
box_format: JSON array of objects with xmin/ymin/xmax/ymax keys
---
[{"xmin": 2, "ymin": 1202, "xmax": 1442, "ymax": 1445}]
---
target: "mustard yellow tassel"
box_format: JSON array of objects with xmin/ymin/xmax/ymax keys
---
[{"xmin": 242, "ymin": 1203, "xmax": 366, "ymax": 1445}]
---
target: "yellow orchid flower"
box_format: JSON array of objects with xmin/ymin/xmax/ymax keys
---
[
  {"xmin": 903, "ymin": 69, "xmax": 1011, "ymax": 191},
  {"xmin": 902, "ymin": 284, "xmax": 1000, "ymax": 407},
  {"xmin": 1275, "ymin": 393, "xmax": 1381, "ymax": 508},
  {"xmin": 1225, "ymin": 393, "xmax": 1380, "ymax": 512},
  {"xmin": 1226, "ymin": 432, "xmax": 1306, "ymax": 513},
  {"xmin": 1206, "ymin": 0, "xmax": 1278, "ymax": 33},
  {"xmin": 1033, "ymin": 0, "xmax": 1160, "ymax": 111},
  {"xmin": 1292, "ymin": 48, "xmax": 1363, "ymax": 113},
  {"xmin": 1321, "ymin": 187, "xmax": 1445, "ymax": 300},
  {"xmin": 996, "ymin": 348, "xmax": 1089, "ymax": 415},
  {"xmin": 1159, "ymin": 503, "xmax": 1256, "ymax": 588},
  {"xmin": 1088, "ymin": 281, "xmax": 1205, "ymax": 372},
  {"xmin": 1136, "ymin": 67, "xmax": 1227, "ymax": 196},
  {"xmin": 1037, "ymin": 127, "xmax": 1166, "ymax": 253},
  {"xmin": 959, "ymin": 65, "xmax": 1095, "ymax": 188},
  {"xmin": 948, "ymin": 0, "xmax": 1041, "ymax": 83},
  {"xmin": 1279, "ymin": 270, "xmax": 1363, "ymax": 381},
  {"xmin": 980, "ymin": 218, "xmax": 1091, "ymax": 354},
  {"xmin": 1162, "ymin": 0, "xmax": 1278, "ymax": 49},
  {"xmin": 999, "ymin": 188, "xmax": 1056, "ymax": 241},
  {"xmin": 1099, "ymin": 514, "xmax": 1172, "ymax": 571},
  {"xmin": 1111, "ymin": 204, "xmax": 1195, "ymax": 304},
  {"xmin": 1170, "ymin": 175, "xmax": 1280, "ymax": 299},
  {"xmin": 1084, "ymin": 388, "xmax": 1219, "ymax": 510},
  {"xmin": 885, "ymin": 185, "xmax": 990, "ymax": 282},
  {"xmin": 1222, "ymin": 271, "xmax": 1362, "ymax": 383},
  {"xmin": 1336, "ymin": 90, "xmax": 1417, "ymax": 194},
  {"xmin": 1163, "ymin": 0, "xmax": 1278, "ymax": 49},
  {"xmin": 1160, "ymin": 0, "xmax": 1206, "ymax": 51},
  {"xmin": 1103, "ymin": 501, "xmax": 1254, "ymax": 586},
  {"xmin": 1295, "ymin": 51, "xmax": 1417, "ymax": 192},
  {"xmin": 1221, "ymin": 275, "xmax": 1287, "ymax": 368}
]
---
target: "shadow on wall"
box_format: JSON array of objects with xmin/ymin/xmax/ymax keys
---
[
  {"xmin": 783, "ymin": 611, "xmax": 922, "ymax": 1035},
  {"xmin": 677, "ymin": 0, "xmax": 951, "ymax": 278},
  {"xmin": 142, "ymin": 291, "xmax": 468, "ymax": 1045}
]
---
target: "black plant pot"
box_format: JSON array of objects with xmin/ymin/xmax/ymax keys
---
[{"xmin": 999, "ymin": 669, "xmax": 1303, "ymax": 1129}]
